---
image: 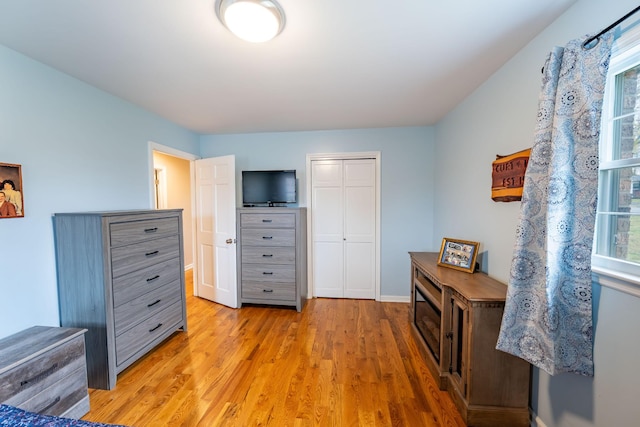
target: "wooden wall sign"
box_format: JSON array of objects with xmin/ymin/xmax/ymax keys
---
[{"xmin": 491, "ymin": 148, "xmax": 531, "ymax": 202}]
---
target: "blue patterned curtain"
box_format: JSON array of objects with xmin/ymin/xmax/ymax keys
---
[{"xmin": 496, "ymin": 33, "xmax": 613, "ymax": 376}]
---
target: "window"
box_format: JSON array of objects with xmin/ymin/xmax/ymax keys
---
[{"xmin": 593, "ymin": 25, "xmax": 640, "ymax": 288}]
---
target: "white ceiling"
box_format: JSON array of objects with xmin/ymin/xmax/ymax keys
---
[{"xmin": 0, "ymin": 0, "xmax": 578, "ymax": 134}]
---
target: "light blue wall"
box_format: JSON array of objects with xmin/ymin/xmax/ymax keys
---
[
  {"xmin": 2, "ymin": 0, "xmax": 634, "ymax": 422},
  {"xmin": 434, "ymin": 0, "xmax": 640, "ymax": 426},
  {"xmin": 200, "ymin": 127, "xmax": 436, "ymax": 298},
  {"xmin": 0, "ymin": 44, "xmax": 199, "ymax": 339}
]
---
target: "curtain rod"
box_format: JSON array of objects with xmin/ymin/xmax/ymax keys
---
[{"xmin": 583, "ymin": 5, "xmax": 640, "ymax": 47}]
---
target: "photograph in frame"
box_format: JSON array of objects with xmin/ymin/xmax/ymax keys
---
[
  {"xmin": 0, "ymin": 163, "xmax": 24, "ymax": 218},
  {"xmin": 437, "ymin": 237, "xmax": 479, "ymax": 273}
]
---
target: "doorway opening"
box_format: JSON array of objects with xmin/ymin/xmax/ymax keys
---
[
  {"xmin": 154, "ymin": 167, "xmax": 167, "ymax": 209},
  {"xmin": 148, "ymin": 142, "xmax": 198, "ymax": 293}
]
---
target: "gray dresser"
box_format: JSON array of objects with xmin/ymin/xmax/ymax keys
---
[
  {"xmin": 0, "ymin": 326, "xmax": 89, "ymax": 418},
  {"xmin": 53, "ymin": 209, "xmax": 187, "ymax": 390},
  {"xmin": 237, "ymin": 207, "xmax": 307, "ymax": 312}
]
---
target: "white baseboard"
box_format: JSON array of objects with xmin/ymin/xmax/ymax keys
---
[
  {"xmin": 379, "ymin": 295, "xmax": 410, "ymax": 303},
  {"xmin": 530, "ymin": 409, "xmax": 547, "ymax": 427}
]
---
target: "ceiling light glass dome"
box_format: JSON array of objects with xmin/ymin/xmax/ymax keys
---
[{"xmin": 216, "ymin": 0, "xmax": 286, "ymax": 43}]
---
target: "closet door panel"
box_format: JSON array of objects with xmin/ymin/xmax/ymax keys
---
[
  {"xmin": 344, "ymin": 159, "xmax": 375, "ymax": 187},
  {"xmin": 312, "ymin": 188, "xmax": 343, "ymax": 241},
  {"xmin": 344, "ymin": 159, "xmax": 376, "ymax": 299},
  {"xmin": 312, "ymin": 160, "xmax": 345, "ymax": 297},
  {"xmin": 344, "ymin": 186, "xmax": 375, "ymax": 240},
  {"xmin": 311, "ymin": 160, "xmax": 343, "ymax": 187},
  {"xmin": 344, "ymin": 241, "xmax": 375, "ymax": 298},
  {"xmin": 313, "ymin": 241, "xmax": 344, "ymax": 297}
]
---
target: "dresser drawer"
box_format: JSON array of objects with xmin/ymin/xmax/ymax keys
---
[
  {"xmin": 110, "ymin": 217, "xmax": 179, "ymax": 246},
  {"xmin": 111, "ymin": 234, "xmax": 180, "ymax": 278},
  {"xmin": 240, "ymin": 213, "xmax": 295, "ymax": 228},
  {"xmin": 114, "ymin": 282, "xmax": 182, "ymax": 334},
  {"xmin": 242, "ymin": 282, "xmax": 296, "ymax": 301},
  {"xmin": 116, "ymin": 301, "xmax": 184, "ymax": 366},
  {"xmin": 113, "ymin": 257, "xmax": 182, "ymax": 307},
  {"xmin": 0, "ymin": 335, "xmax": 85, "ymax": 404},
  {"xmin": 241, "ymin": 246, "xmax": 295, "ymax": 265},
  {"xmin": 8, "ymin": 367, "xmax": 88, "ymax": 417},
  {"xmin": 241, "ymin": 228, "xmax": 295, "ymax": 247},
  {"xmin": 242, "ymin": 264, "xmax": 295, "ymax": 283}
]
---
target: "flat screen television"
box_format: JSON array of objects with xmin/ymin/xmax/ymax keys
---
[{"xmin": 242, "ymin": 170, "xmax": 296, "ymax": 206}]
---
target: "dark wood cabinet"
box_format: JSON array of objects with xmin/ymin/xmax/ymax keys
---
[{"xmin": 409, "ymin": 252, "xmax": 530, "ymax": 427}]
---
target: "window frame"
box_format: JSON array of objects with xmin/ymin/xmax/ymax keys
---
[{"xmin": 592, "ymin": 23, "xmax": 640, "ymax": 296}]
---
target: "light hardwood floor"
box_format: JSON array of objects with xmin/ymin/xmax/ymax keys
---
[{"xmin": 82, "ymin": 271, "xmax": 465, "ymax": 426}]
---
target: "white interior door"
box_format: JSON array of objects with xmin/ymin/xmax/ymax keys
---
[
  {"xmin": 195, "ymin": 155, "xmax": 238, "ymax": 308},
  {"xmin": 312, "ymin": 158, "xmax": 376, "ymax": 299}
]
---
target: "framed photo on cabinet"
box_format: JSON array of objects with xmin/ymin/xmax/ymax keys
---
[
  {"xmin": 437, "ymin": 237, "xmax": 479, "ymax": 273},
  {"xmin": 0, "ymin": 162, "xmax": 24, "ymax": 218}
]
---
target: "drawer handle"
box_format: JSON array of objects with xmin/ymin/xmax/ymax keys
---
[
  {"xmin": 149, "ymin": 323, "xmax": 163, "ymax": 332},
  {"xmin": 262, "ymin": 254, "xmax": 273, "ymax": 257},
  {"xmin": 144, "ymin": 227, "xmax": 159, "ymax": 233},
  {"xmin": 145, "ymin": 250, "xmax": 159, "ymax": 257},
  {"xmin": 146, "ymin": 275, "xmax": 161, "ymax": 283},
  {"xmin": 147, "ymin": 299, "xmax": 161, "ymax": 307},
  {"xmin": 262, "ymin": 236, "xmax": 273, "ymax": 240},
  {"xmin": 20, "ymin": 363, "xmax": 59, "ymax": 387},
  {"xmin": 263, "ymin": 289, "xmax": 274, "ymax": 293},
  {"xmin": 263, "ymin": 272, "xmax": 274, "ymax": 275},
  {"xmin": 38, "ymin": 396, "xmax": 61, "ymax": 414},
  {"xmin": 262, "ymin": 219, "xmax": 273, "ymax": 223}
]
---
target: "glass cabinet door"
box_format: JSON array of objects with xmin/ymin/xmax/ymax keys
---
[{"xmin": 449, "ymin": 295, "xmax": 468, "ymax": 396}]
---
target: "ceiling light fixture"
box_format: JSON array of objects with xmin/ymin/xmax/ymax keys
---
[{"xmin": 216, "ymin": 0, "xmax": 286, "ymax": 43}]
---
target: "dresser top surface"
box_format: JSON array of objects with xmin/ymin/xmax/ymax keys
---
[
  {"xmin": 410, "ymin": 252, "xmax": 507, "ymax": 301},
  {"xmin": 0, "ymin": 326, "xmax": 87, "ymax": 374},
  {"xmin": 237, "ymin": 207, "xmax": 306, "ymax": 213},
  {"xmin": 53, "ymin": 209, "xmax": 182, "ymax": 217}
]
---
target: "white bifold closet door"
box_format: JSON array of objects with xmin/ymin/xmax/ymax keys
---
[{"xmin": 312, "ymin": 158, "xmax": 376, "ymax": 299}]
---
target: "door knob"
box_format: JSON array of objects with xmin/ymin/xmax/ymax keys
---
[{"xmin": 226, "ymin": 238, "xmax": 233, "ymax": 244}]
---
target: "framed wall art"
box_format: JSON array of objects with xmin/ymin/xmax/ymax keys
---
[
  {"xmin": 437, "ymin": 237, "xmax": 479, "ymax": 273},
  {"xmin": 0, "ymin": 163, "xmax": 24, "ymax": 218}
]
